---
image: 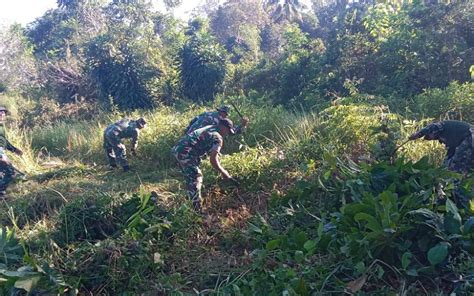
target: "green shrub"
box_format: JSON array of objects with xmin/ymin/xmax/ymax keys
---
[
  {"xmin": 414, "ymin": 81, "xmax": 474, "ymax": 122},
  {"xmin": 232, "ymin": 157, "xmax": 474, "ymax": 294},
  {"xmin": 180, "ymin": 19, "xmax": 227, "ymax": 103}
]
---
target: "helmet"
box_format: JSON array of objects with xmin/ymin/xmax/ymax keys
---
[
  {"xmin": 216, "ymin": 105, "xmax": 231, "ymax": 114},
  {"xmin": 0, "ymin": 106, "xmax": 8, "ymax": 114},
  {"xmin": 219, "ymin": 118, "xmax": 235, "ymax": 134},
  {"xmin": 135, "ymin": 117, "xmax": 147, "ymax": 128}
]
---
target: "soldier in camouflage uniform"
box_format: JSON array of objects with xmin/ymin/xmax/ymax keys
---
[
  {"xmin": 185, "ymin": 105, "xmax": 249, "ymax": 135},
  {"xmin": 409, "ymin": 120, "xmax": 474, "ymax": 174},
  {"xmin": 409, "ymin": 120, "xmax": 474, "ymax": 205},
  {"xmin": 0, "ymin": 106, "xmax": 23, "ymax": 197},
  {"xmin": 103, "ymin": 117, "xmax": 146, "ymax": 172},
  {"xmin": 173, "ymin": 118, "xmax": 238, "ymax": 210}
]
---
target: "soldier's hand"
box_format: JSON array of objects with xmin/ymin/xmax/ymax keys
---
[
  {"xmin": 240, "ymin": 117, "xmax": 249, "ymax": 128},
  {"xmin": 15, "ymin": 149, "xmax": 23, "ymax": 156},
  {"xmin": 0, "ymin": 156, "xmax": 9, "ymax": 164},
  {"xmin": 408, "ymin": 133, "xmax": 419, "ymax": 141}
]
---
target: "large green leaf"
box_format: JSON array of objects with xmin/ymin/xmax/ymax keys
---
[
  {"xmin": 303, "ymin": 240, "xmax": 316, "ymax": 252},
  {"xmin": 427, "ymin": 242, "xmax": 449, "ymax": 265},
  {"xmin": 354, "ymin": 213, "xmax": 383, "ymax": 232},
  {"xmin": 446, "ymin": 199, "xmax": 461, "ymax": 223},
  {"xmin": 265, "ymin": 239, "xmax": 280, "ymax": 250},
  {"xmin": 444, "ymin": 214, "xmax": 461, "ymax": 234},
  {"xmin": 14, "ymin": 276, "xmax": 41, "ymax": 292},
  {"xmin": 401, "ymin": 252, "xmax": 412, "ymax": 270},
  {"xmin": 463, "ymin": 217, "xmax": 474, "ymax": 234}
]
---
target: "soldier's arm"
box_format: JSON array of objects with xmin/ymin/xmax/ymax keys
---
[
  {"xmin": 408, "ymin": 130, "xmax": 424, "ymax": 140},
  {"xmin": 409, "ymin": 123, "xmax": 437, "ymax": 140},
  {"xmin": 6, "ymin": 140, "xmax": 22, "ymax": 155},
  {"xmin": 130, "ymin": 129, "xmax": 139, "ymax": 153},
  {"xmin": 209, "ymin": 150, "xmax": 231, "ymax": 179},
  {"xmin": 208, "ymin": 136, "xmax": 231, "ymax": 179}
]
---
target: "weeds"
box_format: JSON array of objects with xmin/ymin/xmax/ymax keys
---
[{"xmin": 0, "ymin": 97, "xmax": 471, "ymax": 294}]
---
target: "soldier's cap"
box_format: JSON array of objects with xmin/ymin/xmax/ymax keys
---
[
  {"xmin": 135, "ymin": 117, "xmax": 147, "ymax": 128},
  {"xmin": 0, "ymin": 106, "xmax": 8, "ymax": 114},
  {"xmin": 217, "ymin": 105, "xmax": 231, "ymax": 114},
  {"xmin": 219, "ymin": 118, "xmax": 235, "ymax": 134}
]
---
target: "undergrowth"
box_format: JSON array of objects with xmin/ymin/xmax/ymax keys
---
[{"xmin": 0, "ymin": 97, "xmax": 471, "ymax": 294}]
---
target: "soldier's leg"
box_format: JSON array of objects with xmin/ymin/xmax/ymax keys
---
[
  {"xmin": 0, "ymin": 161, "xmax": 15, "ymax": 196},
  {"xmin": 182, "ymin": 165, "xmax": 203, "ymax": 210},
  {"xmin": 450, "ymin": 135, "xmax": 473, "ymax": 207},
  {"xmin": 450, "ymin": 136, "xmax": 472, "ymax": 174},
  {"xmin": 113, "ymin": 144, "xmax": 129, "ymax": 171},
  {"xmin": 104, "ymin": 135, "xmax": 117, "ymax": 167},
  {"xmin": 107, "ymin": 133, "xmax": 128, "ymax": 171}
]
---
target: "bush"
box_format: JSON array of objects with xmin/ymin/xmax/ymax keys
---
[
  {"xmin": 231, "ymin": 157, "xmax": 474, "ymax": 294},
  {"xmin": 86, "ymin": 35, "xmax": 164, "ymax": 110},
  {"xmin": 180, "ymin": 19, "xmax": 227, "ymax": 103},
  {"xmin": 414, "ymin": 81, "xmax": 474, "ymax": 122}
]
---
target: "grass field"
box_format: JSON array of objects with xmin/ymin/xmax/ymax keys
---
[{"xmin": 1, "ymin": 100, "xmax": 466, "ymax": 295}]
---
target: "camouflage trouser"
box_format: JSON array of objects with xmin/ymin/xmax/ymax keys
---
[
  {"xmin": 172, "ymin": 150, "xmax": 203, "ymax": 210},
  {"xmin": 444, "ymin": 129, "xmax": 474, "ymax": 174},
  {"xmin": 0, "ymin": 160, "xmax": 15, "ymax": 194},
  {"xmin": 444, "ymin": 128, "xmax": 474, "ymax": 207},
  {"xmin": 103, "ymin": 132, "xmax": 128, "ymax": 167}
]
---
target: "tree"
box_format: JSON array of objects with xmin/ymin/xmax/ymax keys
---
[
  {"xmin": 260, "ymin": 23, "xmax": 283, "ymax": 58},
  {"xmin": 190, "ymin": 0, "xmax": 221, "ymax": 18},
  {"xmin": 264, "ymin": 0, "xmax": 308, "ymax": 23},
  {"xmin": 86, "ymin": 34, "xmax": 164, "ymax": 109},
  {"xmin": 180, "ymin": 18, "xmax": 227, "ymax": 102},
  {"xmin": 0, "ymin": 25, "xmax": 38, "ymax": 92},
  {"xmin": 85, "ymin": 0, "xmax": 167, "ymax": 109},
  {"xmin": 210, "ymin": 0, "xmax": 267, "ymax": 63}
]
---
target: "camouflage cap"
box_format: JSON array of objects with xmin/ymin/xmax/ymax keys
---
[
  {"xmin": 217, "ymin": 105, "xmax": 231, "ymax": 114},
  {"xmin": 0, "ymin": 106, "xmax": 8, "ymax": 114},
  {"xmin": 135, "ymin": 117, "xmax": 147, "ymax": 128},
  {"xmin": 219, "ymin": 118, "xmax": 235, "ymax": 134}
]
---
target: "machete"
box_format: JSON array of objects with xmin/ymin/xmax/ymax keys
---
[
  {"xmin": 230, "ymin": 102, "xmax": 244, "ymax": 119},
  {"xmin": 389, "ymin": 139, "xmax": 411, "ymax": 159}
]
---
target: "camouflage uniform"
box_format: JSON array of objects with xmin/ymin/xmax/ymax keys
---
[
  {"xmin": 172, "ymin": 125, "xmax": 224, "ymax": 209},
  {"xmin": 0, "ymin": 122, "xmax": 20, "ymax": 195},
  {"xmin": 103, "ymin": 119, "xmax": 141, "ymax": 169},
  {"xmin": 411, "ymin": 120, "xmax": 473, "ymax": 174},
  {"xmin": 411, "ymin": 120, "xmax": 474, "ymax": 206},
  {"xmin": 185, "ymin": 109, "xmax": 243, "ymax": 135}
]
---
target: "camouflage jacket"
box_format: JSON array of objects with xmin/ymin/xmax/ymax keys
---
[
  {"xmin": 185, "ymin": 111, "xmax": 243, "ymax": 135},
  {"xmin": 104, "ymin": 119, "xmax": 141, "ymax": 150},
  {"xmin": 173, "ymin": 126, "xmax": 223, "ymax": 161},
  {"xmin": 413, "ymin": 120, "xmax": 472, "ymax": 159}
]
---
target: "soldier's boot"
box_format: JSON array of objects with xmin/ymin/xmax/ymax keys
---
[
  {"xmin": 122, "ymin": 165, "xmax": 130, "ymax": 172},
  {"xmin": 192, "ymin": 199, "xmax": 201, "ymax": 211}
]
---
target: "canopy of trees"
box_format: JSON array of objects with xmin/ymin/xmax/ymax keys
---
[{"xmin": 0, "ymin": 0, "xmax": 470, "ymax": 111}]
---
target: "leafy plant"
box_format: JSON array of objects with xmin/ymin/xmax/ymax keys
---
[{"xmin": 180, "ymin": 18, "xmax": 227, "ymax": 102}]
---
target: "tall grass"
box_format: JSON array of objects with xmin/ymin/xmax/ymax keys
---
[
  {"xmin": 0, "ymin": 96, "xmax": 461, "ymax": 295},
  {"xmin": 19, "ymin": 101, "xmax": 446, "ymax": 178},
  {"xmin": 23, "ymin": 103, "xmax": 306, "ymax": 170}
]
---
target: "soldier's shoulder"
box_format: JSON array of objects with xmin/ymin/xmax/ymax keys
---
[{"xmin": 441, "ymin": 120, "xmax": 472, "ymax": 132}]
